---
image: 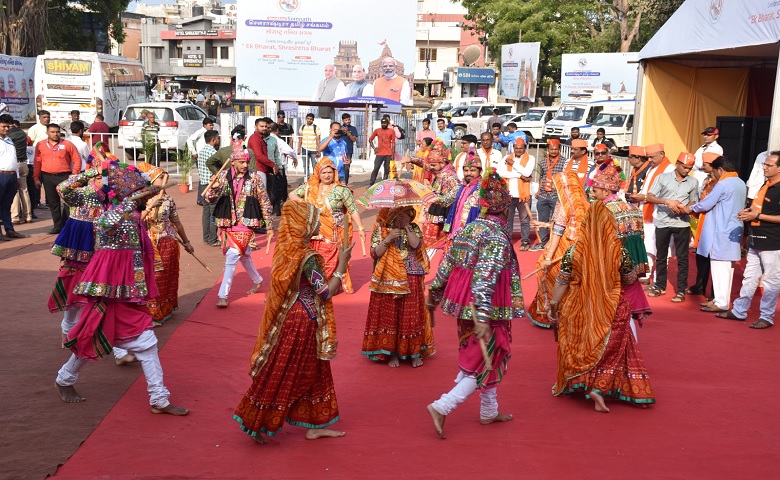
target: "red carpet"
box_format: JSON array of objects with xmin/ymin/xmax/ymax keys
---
[{"xmin": 53, "ymin": 243, "xmax": 779, "ymax": 479}]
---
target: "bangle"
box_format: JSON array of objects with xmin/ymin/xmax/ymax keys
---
[
  {"xmin": 756, "ymin": 213, "xmax": 761, "ymax": 221},
  {"xmin": 333, "ymin": 271, "xmax": 344, "ymax": 280},
  {"xmin": 358, "ymin": 226, "xmax": 365, "ymax": 231},
  {"xmin": 549, "ymin": 300, "xmax": 559, "ymax": 307}
]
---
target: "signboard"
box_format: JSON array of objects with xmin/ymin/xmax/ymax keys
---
[
  {"xmin": 561, "ymin": 52, "xmax": 639, "ymax": 99},
  {"xmin": 500, "ymin": 42, "xmax": 540, "ymax": 101},
  {"xmin": 0, "ymin": 54, "xmax": 36, "ymax": 122},
  {"xmin": 43, "ymin": 58, "xmax": 91, "ymax": 76},
  {"xmin": 197, "ymin": 75, "xmax": 232, "ymax": 83},
  {"xmin": 456, "ymin": 67, "xmax": 495, "ymax": 84},
  {"xmin": 175, "ymin": 30, "xmax": 219, "ymax": 36},
  {"xmin": 235, "ymin": 0, "xmax": 416, "ymax": 105},
  {"xmin": 183, "ymin": 54, "xmax": 204, "ymax": 67}
]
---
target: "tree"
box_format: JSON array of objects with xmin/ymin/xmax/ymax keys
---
[
  {"xmin": 0, "ymin": 0, "xmax": 131, "ymax": 56},
  {"xmin": 459, "ymin": 0, "xmax": 684, "ymax": 84}
]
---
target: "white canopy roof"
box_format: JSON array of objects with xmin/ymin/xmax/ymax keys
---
[{"xmin": 639, "ymin": 0, "xmax": 780, "ymax": 61}]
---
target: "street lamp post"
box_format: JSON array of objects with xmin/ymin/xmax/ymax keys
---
[{"xmin": 419, "ymin": 28, "xmax": 431, "ymax": 98}]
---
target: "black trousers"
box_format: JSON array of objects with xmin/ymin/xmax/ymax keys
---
[
  {"xmin": 343, "ymin": 154, "xmax": 352, "ymax": 185},
  {"xmin": 370, "ymin": 155, "xmax": 391, "ymax": 185},
  {"xmin": 690, "ymin": 253, "xmax": 712, "ymax": 296},
  {"xmin": 27, "ymin": 169, "xmax": 40, "ymax": 210},
  {"xmin": 655, "ymin": 226, "xmax": 690, "ymax": 294},
  {"xmin": 42, "ymin": 172, "xmax": 70, "ymax": 231}
]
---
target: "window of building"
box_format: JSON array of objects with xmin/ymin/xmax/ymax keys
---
[
  {"xmin": 220, "ymin": 46, "xmax": 229, "ymax": 59},
  {"xmin": 419, "ymin": 48, "xmax": 437, "ymax": 62},
  {"xmin": 186, "ymin": 46, "xmax": 191, "ymax": 51},
  {"xmin": 196, "ymin": 46, "xmax": 201, "ymax": 50},
  {"xmin": 154, "ymin": 48, "xmax": 163, "ymax": 59}
]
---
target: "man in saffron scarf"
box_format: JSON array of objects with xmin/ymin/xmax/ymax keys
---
[
  {"xmin": 234, "ymin": 201, "xmax": 354, "ymax": 443},
  {"xmin": 533, "ymin": 139, "xmax": 568, "ymax": 251},
  {"xmin": 567, "ymin": 138, "xmax": 592, "ymax": 187},
  {"xmin": 635, "ymin": 144, "xmax": 675, "ymax": 285},
  {"xmin": 548, "ymin": 201, "xmax": 654, "ymax": 413},
  {"xmin": 362, "ymin": 207, "xmax": 435, "ymax": 367},
  {"xmin": 682, "ymin": 156, "xmax": 746, "ymax": 313},
  {"xmin": 205, "ymin": 139, "xmax": 274, "ymax": 308},
  {"xmin": 289, "ymin": 157, "xmax": 366, "ymax": 293},
  {"xmin": 626, "ymin": 146, "xmax": 650, "ymax": 204},
  {"xmin": 527, "ymin": 170, "xmax": 589, "ymax": 328},
  {"xmin": 426, "ymin": 168, "xmax": 523, "ymax": 439},
  {"xmin": 497, "ymin": 137, "xmax": 535, "ymax": 250},
  {"xmin": 725, "ymin": 151, "xmax": 780, "ymax": 329}
]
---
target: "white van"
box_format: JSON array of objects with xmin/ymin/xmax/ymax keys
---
[
  {"xmin": 542, "ymin": 90, "xmax": 635, "ymax": 141},
  {"xmin": 579, "ymin": 110, "xmax": 635, "ymax": 151}
]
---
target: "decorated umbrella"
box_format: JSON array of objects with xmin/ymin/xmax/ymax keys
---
[{"xmin": 357, "ymin": 179, "xmax": 436, "ymax": 209}]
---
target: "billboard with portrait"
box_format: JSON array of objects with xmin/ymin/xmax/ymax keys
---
[
  {"xmin": 561, "ymin": 52, "xmax": 639, "ymax": 100},
  {"xmin": 0, "ymin": 54, "xmax": 36, "ymax": 122},
  {"xmin": 500, "ymin": 42, "xmax": 540, "ymax": 102},
  {"xmin": 235, "ymin": 0, "xmax": 416, "ymax": 106}
]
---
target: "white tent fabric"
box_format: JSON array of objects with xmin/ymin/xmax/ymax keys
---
[{"xmin": 639, "ymin": 0, "xmax": 780, "ymax": 60}]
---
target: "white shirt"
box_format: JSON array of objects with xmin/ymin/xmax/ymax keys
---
[
  {"xmin": 497, "ymin": 153, "xmax": 536, "ymax": 198},
  {"xmin": 477, "ymin": 147, "xmax": 503, "ymax": 170},
  {"xmin": 66, "ymin": 135, "xmax": 90, "ymax": 170},
  {"xmin": 27, "ymin": 123, "xmax": 49, "ymax": 146},
  {"xmin": 0, "ymin": 137, "xmax": 19, "ymax": 177},
  {"xmin": 271, "ymin": 133, "xmax": 297, "ymax": 165},
  {"xmin": 746, "ymin": 151, "xmax": 768, "ymax": 199},
  {"xmin": 639, "ymin": 162, "xmax": 676, "ymax": 220},
  {"xmin": 187, "ymin": 127, "xmax": 209, "ymax": 156},
  {"xmin": 693, "ymin": 140, "xmax": 723, "ymax": 186}
]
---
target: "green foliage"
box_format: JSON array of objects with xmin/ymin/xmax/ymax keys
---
[
  {"xmin": 175, "ymin": 145, "xmax": 196, "ymax": 184},
  {"xmin": 141, "ymin": 130, "xmax": 158, "ymax": 165},
  {"xmin": 459, "ymin": 0, "xmax": 684, "ymax": 85}
]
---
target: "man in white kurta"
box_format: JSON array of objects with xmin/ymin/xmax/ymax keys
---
[
  {"xmin": 497, "ymin": 137, "xmax": 536, "ymax": 249},
  {"xmin": 693, "ymin": 126, "xmax": 723, "ymax": 186},
  {"xmin": 688, "ymin": 157, "xmax": 747, "ymax": 312}
]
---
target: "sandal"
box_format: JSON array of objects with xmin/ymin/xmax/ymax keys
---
[
  {"xmin": 671, "ymin": 292, "xmax": 685, "ymax": 303},
  {"xmin": 749, "ymin": 319, "xmax": 774, "ymax": 329},
  {"xmin": 519, "ymin": 243, "xmax": 530, "ymax": 252},
  {"xmin": 700, "ymin": 304, "xmax": 727, "ymax": 312},
  {"xmin": 216, "ymin": 298, "xmax": 228, "ymax": 308},
  {"xmin": 645, "ymin": 287, "xmax": 665, "ymax": 297},
  {"xmin": 715, "ymin": 310, "xmax": 743, "ymax": 321}
]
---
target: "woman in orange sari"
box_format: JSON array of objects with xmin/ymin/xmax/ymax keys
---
[
  {"xmin": 234, "ymin": 200, "xmax": 353, "ymax": 443},
  {"xmin": 289, "ymin": 157, "xmax": 365, "ymax": 293},
  {"xmin": 527, "ymin": 170, "xmax": 589, "ymax": 328},
  {"xmin": 362, "ymin": 206, "xmax": 435, "ymax": 367},
  {"xmin": 141, "ymin": 166, "xmax": 194, "ymax": 325},
  {"xmin": 548, "ymin": 201, "xmax": 654, "ymax": 413}
]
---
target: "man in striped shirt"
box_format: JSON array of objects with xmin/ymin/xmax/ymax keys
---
[{"xmin": 198, "ymin": 130, "xmax": 220, "ymax": 246}]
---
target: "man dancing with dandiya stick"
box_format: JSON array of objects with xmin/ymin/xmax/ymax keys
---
[
  {"xmin": 204, "ymin": 138, "xmax": 274, "ymax": 308},
  {"xmin": 425, "ymin": 168, "xmax": 524, "ymax": 439}
]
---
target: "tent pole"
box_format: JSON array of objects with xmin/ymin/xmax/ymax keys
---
[
  {"xmin": 768, "ymin": 50, "xmax": 780, "ymax": 151},
  {"xmin": 633, "ymin": 60, "xmax": 646, "ymax": 147}
]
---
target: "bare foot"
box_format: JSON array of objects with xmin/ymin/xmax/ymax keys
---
[
  {"xmin": 480, "ymin": 412, "xmax": 513, "ymax": 425},
  {"xmin": 388, "ymin": 355, "xmax": 400, "ymax": 368},
  {"xmin": 56, "ymin": 383, "xmax": 85, "ymax": 403},
  {"xmin": 305, "ymin": 428, "xmax": 346, "ymax": 440},
  {"xmin": 411, "ymin": 358, "xmax": 423, "ymax": 368},
  {"xmin": 251, "ymin": 434, "xmax": 267, "ymax": 444},
  {"xmin": 247, "ymin": 282, "xmax": 263, "ymax": 295},
  {"xmin": 426, "ymin": 404, "xmax": 446, "ymax": 439},
  {"xmin": 115, "ymin": 353, "xmax": 137, "ymax": 366},
  {"xmin": 216, "ymin": 297, "xmax": 228, "ymax": 308},
  {"xmin": 590, "ymin": 391, "xmax": 610, "ymax": 413},
  {"xmin": 151, "ymin": 404, "xmax": 190, "ymax": 416}
]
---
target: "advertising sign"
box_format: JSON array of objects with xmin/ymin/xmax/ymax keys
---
[
  {"xmin": 500, "ymin": 42, "xmax": 540, "ymax": 101},
  {"xmin": 235, "ymin": 0, "xmax": 416, "ymax": 106},
  {"xmin": 456, "ymin": 67, "xmax": 496, "ymax": 85},
  {"xmin": 561, "ymin": 52, "xmax": 639, "ymax": 99},
  {"xmin": 184, "ymin": 54, "xmax": 204, "ymax": 67},
  {"xmin": 0, "ymin": 54, "xmax": 36, "ymax": 122}
]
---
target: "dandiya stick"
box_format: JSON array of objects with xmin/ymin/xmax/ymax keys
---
[
  {"xmin": 470, "ymin": 303, "xmax": 493, "ymax": 371},
  {"xmin": 522, "ymin": 255, "xmax": 564, "ymax": 280},
  {"xmin": 175, "ymin": 235, "xmax": 212, "ymax": 272}
]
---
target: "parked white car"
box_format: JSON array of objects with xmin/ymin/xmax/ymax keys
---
[
  {"xmin": 450, "ymin": 103, "xmax": 514, "ymax": 138},
  {"xmin": 511, "ymin": 106, "xmax": 558, "ymax": 142},
  {"xmin": 579, "ymin": 111, "xmax": 635, "ymax": 152},
  {"xmin": 118, "ymin": 102, "xmax": 216, "ymax": 159}
]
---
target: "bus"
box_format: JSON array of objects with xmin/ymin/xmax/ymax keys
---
[{"xmin": 34, "ymin": 51, "xmax": 146, "ymax": 129}]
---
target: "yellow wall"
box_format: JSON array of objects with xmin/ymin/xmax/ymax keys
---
[{"xmin": 640, "ymin": 61, "xmax": 748, "ymax": 158}]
